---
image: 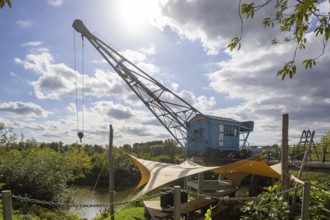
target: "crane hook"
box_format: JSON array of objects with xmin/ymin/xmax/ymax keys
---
[{"xmin": 77, "ymin": 131, "xmax": 84, "ymax": 143}]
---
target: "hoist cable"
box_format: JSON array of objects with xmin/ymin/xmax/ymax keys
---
[
  {"xmin": 81, "ymin": 37, "xmax": 85, "ymax": 134},
  {"xmin": 73, "ymin": 30, "xmax": 79, "ymax": 134},
  {"xmin": 73, "ymin": 30, "xmax": 85, "ymax": 143}
]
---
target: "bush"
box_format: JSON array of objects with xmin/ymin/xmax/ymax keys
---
[{"xmin": 240, "ymin": 183, "xmax": 290, "ymax": 220}]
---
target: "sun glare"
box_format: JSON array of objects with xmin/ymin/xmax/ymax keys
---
[{"xmin": 113, "ymin": 0, "xmax": 159, "ymax": 33}]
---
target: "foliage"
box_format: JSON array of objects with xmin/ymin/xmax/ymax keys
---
[
  {"xmin": 0, "ymin": 0, "xmax": 11, "ymax": 8},
  {"xmin": 65, "ymin": 144, "xmax": 93, "ymax": 180},
  {"xmin": 228, "ymin": 0, "xmax": 330, "ymax": 80},
  {"xmin": 0, "ymin": 134, "xmax": 93, "ymax": 206},
  {"xmin": 0, "ymin": 147, "xmax": 74, "ymax": 203},
  {"xmin": 0, "ymin": 205, "xmax": 82, "ymax": 220},
  {"xmin": 295, "ymin": 181, "xmax": 330, "ymax": 220},
  {"xmin": 241, "ymin": 180, "xmax": 330, "ymax": 220},
  {"xmin": 92, "ymin": 211, "xmax": 110, "ymax": 220},
  {"xmin": 240, "ymin": 183, "xmax": 290, "ymax": 220},
  {"xmin": 320, "ymin": 132, "xmax": 330, "ymax": 144},
  {"xmin": 0, "ymin": 122, "xmax": 17, "ymax": 146},
  {"xmin": 204, "ymin": 205, "xmax": 215, "ymax": 220},
  {"xmin": 20, "ymin": 207, "xmax": 82, "ymax": 220}
]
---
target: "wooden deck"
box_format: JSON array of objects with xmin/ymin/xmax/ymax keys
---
[
  {"xmin": 144, "ymin": 189, "xmax": 238, "ymax": 219},
  {"xmin": 144, "ymin": 201, "xmax": 170, "ymax": 220}
]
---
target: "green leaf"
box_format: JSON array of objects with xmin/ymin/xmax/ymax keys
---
[
  {"xmin": 277, "ymin": 61, "xmax": 296, "ymax": 80},
  {"xmin": 5, "ymin": 0, "xmax": 11, "ymax": 8},
  {"xmin": 227, "ymin": 37, "xmax": 241, "ymax": 51},
  {"xmin": 303, "ymin": 59, "xmax": 315, "ymax": 69},
  {"xmin": 241, "ymin": 3, "xmax": 255, "ymax": 19},
  {"xmin": 0, "ymin": 0, "xmax": 11, "ymax": 8},
  {"xmin": 263, "ymin": 17, "xmax": 274, "ymax": 28}
]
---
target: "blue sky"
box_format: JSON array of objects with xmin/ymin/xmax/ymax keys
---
[{"xmin": 1, "ymin": 0, "xmax": 330, "ymax": 147}]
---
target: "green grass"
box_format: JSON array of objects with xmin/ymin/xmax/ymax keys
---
[
  {"xmin": 290, "ymin": 170, "xmax": 330, "ymax": 186},
  {"xmin": 114, "ymin": 207, "xmax": 145, "ymax": 220},
  {"xmin": 92, "ymin": 207, "xmax": 145, "ymax": 220}
]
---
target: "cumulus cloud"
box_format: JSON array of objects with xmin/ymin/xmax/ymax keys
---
[
  {"xmin": 92, "ymin": 101, "xmax": 134, "ymax": 120},
  {"xmin": 120, "ymin": 125, "xmax": 152, "ymax": 136},
  {"xmin": 14, "ymin": 46, "xmax": 158, "ymax": 104},
  {"xmin": 0, "ymin": 102, "xmax": 52, "ymax": 118},
  {"xmin": 152, "ymin": 0, "xmax": 247, "ymax": 55},
  {"xmin": 178, "ymin": 90, "xmax": 216, "ymax": 112},
  {"xmin": 152, "ymin": 0, "xmax": 330, "ymax": 144},
  {"xmin": 206, "ymin": 34, "xmax": 330, "ymax": 144}
]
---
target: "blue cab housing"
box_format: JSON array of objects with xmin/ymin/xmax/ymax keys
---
[{"xmin": 187, "ymin": 115, "xmax": 254, "ymax": 154}]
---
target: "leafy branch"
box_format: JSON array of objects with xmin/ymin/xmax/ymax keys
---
[{"xmin": 228, "ymin": 0, "xmax": 330, "ymax": 80}]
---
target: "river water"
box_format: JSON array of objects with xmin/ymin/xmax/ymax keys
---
[{"xmin": 70, "ymin": 186, "xmax": 136, "ymax": 220}]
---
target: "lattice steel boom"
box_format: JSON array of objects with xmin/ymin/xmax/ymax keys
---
[{"xmin": 72, "ymin": 19, "xmax": 202, "ymax": 148}]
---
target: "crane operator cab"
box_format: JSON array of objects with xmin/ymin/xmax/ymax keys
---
[{"xmin": 187, "ymin": 115, "xmax": 254, "ymax": 162}]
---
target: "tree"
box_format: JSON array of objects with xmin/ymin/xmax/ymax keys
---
[
  {"xmin": 0, "ymin": 147, "xmax": 75, "ymax": 203},
  {"xmin": 228, "ymin": 0, "xmax": 330, "ymax": 80},
  {"xmin": 0, "ymin": 122, "xmax": 17, "ymax": 146},
  {"xmin": 65, "ymin": 144, "xmax": 92, "ymax": 180}
]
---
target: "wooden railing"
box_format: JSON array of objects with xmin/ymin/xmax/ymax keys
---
[{"xmin": 262, "ymin": 143, "xmax": 330, "ymax": 163}]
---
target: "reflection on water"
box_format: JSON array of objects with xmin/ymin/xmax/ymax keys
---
[{"xmin": 70, "ymin": 186, "xmax": 135, "ymax": 220}]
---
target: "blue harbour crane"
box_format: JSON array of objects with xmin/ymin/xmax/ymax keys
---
[{"xmin": 72, "ymin": 19, "xmax": 254, "ymax": 162}]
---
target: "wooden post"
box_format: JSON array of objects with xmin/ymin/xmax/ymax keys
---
[
  {"xmin": 109, "ymin": 125, "xmax": 115, "ymax": 220},
  {"xmin": 184, "ymin": 143, "xmax": 188, "ymax": 190},
  {"xmin": 198, "ymin": 172, "xmax": 204, "ymax": 197},
  {"xmin": 301, "ymin": 181, "xmax": 311, "ymax": 220},
  {"xmin": 173, "ymin": 186, "xmax": 181, "ymax": 220},
  {"xmin": 281, "ymin": 114, "xmax": 289, "ymax": 200},
  {"xmin": 2, "ymin": 190, "xmax": 12, "ymax": 220},
  {"xmin": 322, "ymin": 143, "xmax": 327, "ymax": 163}
]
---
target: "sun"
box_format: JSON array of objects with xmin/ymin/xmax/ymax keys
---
[{"xmin": 113, "ymin": 0, "xmax": 160, "ymax": 33}]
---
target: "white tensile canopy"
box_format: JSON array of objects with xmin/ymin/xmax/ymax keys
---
[
  {"xmin": 129, "ymin": 154, "xmax": 219, "ymax": 197},
  {"xmin": 128, "ymin": 154, "xmax": 302, "ymax": 197}
]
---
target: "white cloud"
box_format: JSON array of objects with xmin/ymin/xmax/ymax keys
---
[
  {"xmin": 178, "ymin": 90, "xmax": 216, "ymax": 112},
  {"xmin": 66, "ymin": 103, "xmax": 76, "ymax": 113},
  {"xmin": 151, "ymin": 0, "xmax": 330, "ymax": 144},
  {"xmin": 92, "ymin": 101, "xmax": 134, "ymax": 120},
  {"xmin": 0, "ymin": 102, "xmax": 52, "ymax": 118},
  {"xmin": 14, "ymin": 46, "xmax": 165, "ymax": 106},
  {"xmin": 21, "ymin": 41, "xmax": 43, "ymax": 47},
  {"xmin": 47, "ymin": 0, "xmax": 64, "ymax": 7},
  {"xmin": 16, "ymin": 20, "xmax": 33, "ymax": 29}
]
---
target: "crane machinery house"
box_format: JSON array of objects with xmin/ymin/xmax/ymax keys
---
[{"xmin": 187, "ymin": 115, "xmax": 254, "ymax": 159}]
